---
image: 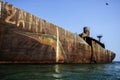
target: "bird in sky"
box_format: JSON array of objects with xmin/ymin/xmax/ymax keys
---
[{"xmin": 106, "ymin": 2, "xmax": 109, "ymax": 5}]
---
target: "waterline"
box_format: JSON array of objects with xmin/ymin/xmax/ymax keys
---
[{"xmin": 0, "ymin": 62, "xmax": 120, "ymax": 80}]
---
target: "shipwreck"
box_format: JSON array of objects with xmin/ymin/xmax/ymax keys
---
[{"xmin": 0, "ymin": 1, "xmax": 115, "ymax": 63}]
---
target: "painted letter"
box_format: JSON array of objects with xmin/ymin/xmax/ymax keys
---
[
  {"xmin": 17, "ymin": 10, "xmax": 25, "ymax": 29},
  {"xmin": 5, "ymin": 3, "xmax": 16, "ymax": 24}
]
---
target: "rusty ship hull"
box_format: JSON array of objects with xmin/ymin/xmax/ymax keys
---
[{"xmin": 0, "ymin": 1, "xmax": 115, "ymax": 63}]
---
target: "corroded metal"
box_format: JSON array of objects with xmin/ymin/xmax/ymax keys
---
[
  {"xmin": 0, "ymin": 1, "xmax": 1, "ymax": 18},
  {"xmin": 0, "ymin": 1, "xmax": 115, "ymax": 63}
]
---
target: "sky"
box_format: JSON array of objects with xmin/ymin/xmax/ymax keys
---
[{"xmin": 3, "ymin": 0, "xmax": 120, "ymax": 61}]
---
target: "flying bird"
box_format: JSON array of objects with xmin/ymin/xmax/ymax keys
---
[{"xmin": 106, "ymin": 2, "xmax": 109, "ymax": 5}]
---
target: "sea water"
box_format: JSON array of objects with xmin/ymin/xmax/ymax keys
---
[{"xmin": 0, "ymin": 61, "xmax": 120, "ymax": 80}]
